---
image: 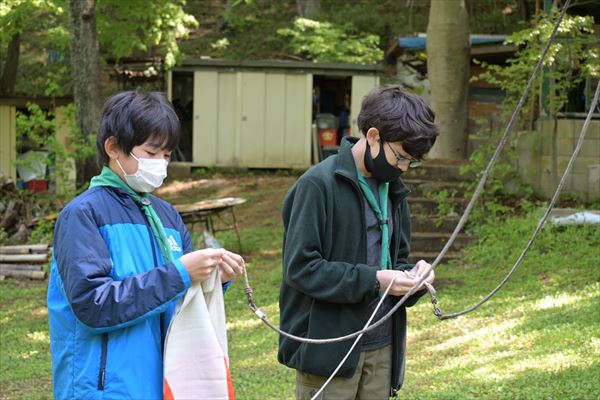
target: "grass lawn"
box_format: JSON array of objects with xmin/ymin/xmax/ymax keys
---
[{"xmin": 1, "ymin": 173, "xmax": 599, "ymax": 399}]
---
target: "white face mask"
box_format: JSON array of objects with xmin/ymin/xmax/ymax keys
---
[{"xmin": 116, "ymin": 152, "xmax": 168, "ymax": 193}]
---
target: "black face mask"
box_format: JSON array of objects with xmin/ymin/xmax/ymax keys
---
[{"xmin": 364, "ymin": 140, "xmax": 403, "ymax": 182}]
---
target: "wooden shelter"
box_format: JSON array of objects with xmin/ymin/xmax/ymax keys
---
[{"xmin": 167, "ymin": 59, "xmax": 381, "ymax": 169}]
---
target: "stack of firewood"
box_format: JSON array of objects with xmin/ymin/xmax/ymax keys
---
[
  {"xmin": 0, "ymin": 244, "xmax": 49, "ymax": 280},
  {"xmin": 1, "ymin": 175, "xmax": 32, "ymax": 242}
]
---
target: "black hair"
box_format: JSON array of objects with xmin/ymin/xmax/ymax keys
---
[
  {"xmin": 357, "ymin": 85, "xmax": 439, "ymax": 157},
  {"xmin": 96, "ymin": 91, "xmax": 180, "ymax": 165}
]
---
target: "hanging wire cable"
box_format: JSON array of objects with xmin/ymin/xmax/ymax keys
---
[
  {"xmin": 436, "ymin": 78, "xmax": 600, "ymax": 319},
  {"xmin": 242, "ymin": 0, "xmax": 573, "ymax": 344},
  {"xmin": 309, "ymin": 275, "xmax": 401, "ymax": 400}
]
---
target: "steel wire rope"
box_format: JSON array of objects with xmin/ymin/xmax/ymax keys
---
[
  {"xmin": 436, "ymin": 78, "xmax": 600, "ymax": 319},
  {"xmin": 242, "ymin": 0, "xmax": 572, "ymax": 343}
]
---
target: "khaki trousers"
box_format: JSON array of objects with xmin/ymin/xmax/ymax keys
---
[{"xmin": 295, "ymin": 345, "xmax": 392, "ymax": 400}]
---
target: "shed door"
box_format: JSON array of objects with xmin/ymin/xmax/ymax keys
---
[
  {"xmin": 193, "ymin": 70, "xmax": 312, "ymax": 168},
  {"xmin": 350, "ymin": 75, "xmax": 380, "ymax": 136}
]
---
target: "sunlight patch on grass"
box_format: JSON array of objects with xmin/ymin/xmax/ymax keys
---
[
  {"xmin": 227, "ymin": 317, "xmax": 264, "ymax": 330},
  {"xmin": 429, "ymin": 318, "xmax": 521, "ymax": 353},
  {"xmin": 31, "ymin": 307, "xmax": 48, "ymax": 317},
  {"xmin": 437, "ymin": 349, "xmax": 518, "ymax": 374},
  {"xmin": 536, "ymin": 292, "xmax": 585, "ymax": 310},
  {"xmin": 590, "ymin": 336, "xmax": 600, "ymax": 357},
  {"xmin": 227, "ymin": 299, "xmax": 281, "ymax": 333},
  {"xmin": 18, "ymin": 350, "xmax": 39, "ymax": 360},
  {"xmin": 471, "ymin": 351, "xmax": 582, "ymax": 382},
  {"xmin": 25, "ymin": 331, "xmax": 49, "ymax": 343}
]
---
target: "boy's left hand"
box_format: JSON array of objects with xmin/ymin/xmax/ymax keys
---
[
  {"xmin": 410, "ymin": 260, "xmax": 435, "ymax": 288},
  {"xmin": 218, "ymin": 250, "xmax": 246, "ymax": 282}
]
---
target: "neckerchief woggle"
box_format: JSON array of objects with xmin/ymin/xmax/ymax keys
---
[
  {"xmin": 90, "ymin": 166, "xmax": 174, "ymax": 264},
  {"xmin": 356, "ymin": 168, "xmax": 392, "ymax": 270}
]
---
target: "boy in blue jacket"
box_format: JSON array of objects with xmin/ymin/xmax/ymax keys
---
[{"xmin": 47, "ymin": 91, "xmax": 245, "ymax": 399}]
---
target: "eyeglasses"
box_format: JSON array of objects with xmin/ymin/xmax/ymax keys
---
[{"xmin": 386, "ymin": 142, "xmax": 422, "ymax": 169}]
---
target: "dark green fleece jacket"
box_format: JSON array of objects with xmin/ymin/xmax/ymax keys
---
[{"xmin": 278, "ymin": 136, "xmax": 425, "ymax": 396}]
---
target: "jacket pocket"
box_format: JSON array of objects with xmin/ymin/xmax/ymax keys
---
[{"xmin": 97, "ymin": 333, "xmax": 108, "ymax": 390}]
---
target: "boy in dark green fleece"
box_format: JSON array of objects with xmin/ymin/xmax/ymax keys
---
[{"xmin": 278, "ymin": 85, "xmax": 439, "ymax": 399}]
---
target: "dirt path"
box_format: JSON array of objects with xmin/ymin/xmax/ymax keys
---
[{"xmin": 156, "ymin": 172, "xmax": 299, "ymax": 229}]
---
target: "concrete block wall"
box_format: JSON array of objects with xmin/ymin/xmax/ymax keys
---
[{"xmin": 516, "ymin": 118, "xmax": 600, "ymax": 201}]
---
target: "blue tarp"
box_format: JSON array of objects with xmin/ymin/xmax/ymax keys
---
[{"xmin": 398, "ymin": 34, "xmax": 507, "ymax": 51}]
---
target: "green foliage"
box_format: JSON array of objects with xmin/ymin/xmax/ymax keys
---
[
  {"xmin": 96, "ymin": 0, "xmax": 198, "ymax": 69},
  {"xmin": 28, "ymin": 219, "xmax": 55, "ymax": 247},
  {"xmin": 277, "ymin": 18, "xmax": 383, "ymax": 64},
  {"xmin": 473, "ymin": 11, "xmax": 599, "ymax": 124},
  {"xmin": 466, "ymin": 10, "xmax": 597, "ymax": 217},
  {"xmin": 432, "ymin": 189, "xmax": 458, "ymax": 227},
  {"xmin": 1, "ymin": 0, "xmax": 198, "ymax": 97},
  {"xmin": 181, "ymin": 0, "xmax": 528, "ymax": 62},
  {"xmin": 0, "ymin": 0, "xmax": 50, "ymax": 44},
  {"xmin": 15, "ymin": 103, "xmax": 95, "ymax": 200},
  {"xmin": 0, "ymin": 228, "xmax": 9, "ymax": 245},
  {"xmin": 0, "ymin": 0, "xmax": 71, "ymax": 96}
]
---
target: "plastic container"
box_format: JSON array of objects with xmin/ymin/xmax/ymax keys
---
[
  {"xmin": 27, "ymin": 179, "xmax": 48, "ymax": 192},
  {"xmin": 316, "ymin": 113, "xmax": 338, "ymax": 147}
]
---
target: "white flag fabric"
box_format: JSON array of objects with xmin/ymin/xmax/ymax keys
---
[{"xmin": 164, "ymin": 268, "xmax": 234, "ymax": 399}]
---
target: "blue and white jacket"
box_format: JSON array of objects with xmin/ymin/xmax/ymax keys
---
[{"xmin": 48, "ymin": 186, "xmax": 193, "ymax": 399}]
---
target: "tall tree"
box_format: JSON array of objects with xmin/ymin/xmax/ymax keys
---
[
  {"xmin": 426, "ymin": 0, "xmax": 470, "ymax": 159},
  {"xmin": 0, "ymin": 32, "xmax": 19, "ymax": 95},
  {"xmin": 68, "ymin": 0, "xmax": 102, "ymax": 182},
  {"xmin": 0, "ymin": 0, "xmax": 38, "ymax": 96}
]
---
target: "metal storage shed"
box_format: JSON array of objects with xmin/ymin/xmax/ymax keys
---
[{"xmin": 167, "ymin": 59, "xmax": 381, "ymax": 169}]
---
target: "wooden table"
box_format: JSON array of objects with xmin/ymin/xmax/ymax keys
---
[{"xmin": 174, "ymin": 197, "xmax": 246, "ymax": 252}]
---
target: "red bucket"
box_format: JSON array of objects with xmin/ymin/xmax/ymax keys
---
[
  {"xmin": 27, "ymin": 179, "xmax": 48, "ymax": 192},
  {"xmin": 318, "ymin": 128, "xmax": 337, "ymax": 146}
]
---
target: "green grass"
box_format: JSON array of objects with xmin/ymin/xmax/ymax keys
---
[
  {"xmin": 1, "ymin": 211, "xmax": 599, "ymax": 399},
  {"xmin": 0, "ymin": 281, "xmax": 52, "ymax": 399}
]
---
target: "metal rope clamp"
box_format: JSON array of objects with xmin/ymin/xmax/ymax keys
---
[{"xmin": 422, "ymin": 281, "xmax": 443, "ymax": 319}]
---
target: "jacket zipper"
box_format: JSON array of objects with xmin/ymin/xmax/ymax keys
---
[
  {"xmin": 97, "ymin": 333, "xmax": 108, "ymax": 390},
  {"xmin": 142, "ymin": 207, "xmax": 166, "ymax": 349}
]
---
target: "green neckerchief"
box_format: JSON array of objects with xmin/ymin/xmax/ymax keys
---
[
  {"xmin": 89, "ymin": 166, "xmax": 174, "ymax": 264},
  {"xmin": 356, "ymin": 169, "xmax": 392, "ymax": 270}
]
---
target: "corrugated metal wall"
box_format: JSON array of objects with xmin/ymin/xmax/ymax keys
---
[
  {"xmin": 193, "ymin": 70, "xmax": 313, "ymax": 168},
  {"xmin": 0, "ymin": 105, "xmax": 17, "ymax": 179}
]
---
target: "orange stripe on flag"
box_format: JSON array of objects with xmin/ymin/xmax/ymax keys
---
[
  {"xmin": 225, "ymin": 357, "xmax": 235, "ymax": 399},
  {"xmin": 164, "ymin": 378, "xmax": 174, "ymax": 400}
]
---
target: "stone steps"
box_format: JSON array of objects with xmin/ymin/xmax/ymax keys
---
[
  {"xmin": 408, "ymin": 196, "xmax": 468, "ymax": 215},
  {"xmin": 404, "ymin": 178, "xmax": 467, "ymax": 198},
  {"xmin": 412, "ymin": 214, "xmax": 462, "ymax": 232},
  {"xmin": 408, "ymin": 250, "xmax": 464, "ymax": 264},
  {"xmin": 404, "ymin": 159, "xmax": 475, "ymax": 265},
  {"xmin": 404, "ymin": 159, "xmax": 472, "ymax": 182},
  {"xmin": 411, "ymin": 232, "xmax": 475, "ymax": 252}
]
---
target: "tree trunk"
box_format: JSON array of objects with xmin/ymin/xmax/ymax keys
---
[
  {"xmin": 426, "ymin": 0, "xmax": 470, "ymax": 159},
  {"xmin": 68, "ymin": 0, "xmax": 102, "ymax": 184},
  {"xmin": 296, "ymin": 0, "xmax": 320, "ymax": 18},
  {"xmin": 0, "ymin": 32, "xmax": 20, "ymax": 96},
  {"xmin": 518, "ymin": 0, "xmax": 532, "ymax": 21}
]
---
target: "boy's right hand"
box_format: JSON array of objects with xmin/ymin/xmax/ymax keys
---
[
  {"xmin": 179, "ymin": 248, "xmax": 224, "ymax": 283},
  {"xmin": 376, "ymin": 270, "xmax": 420, "ymax": 296}
]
